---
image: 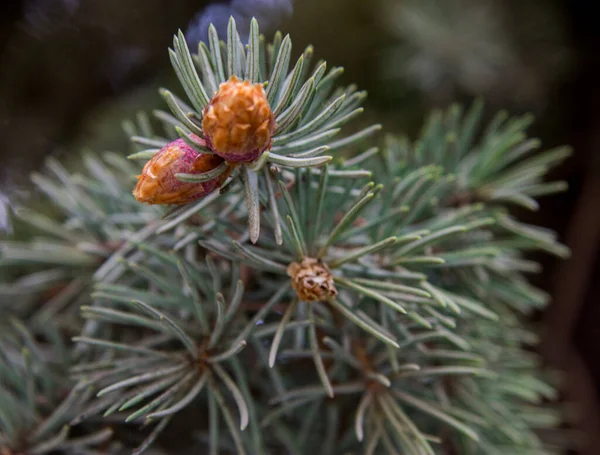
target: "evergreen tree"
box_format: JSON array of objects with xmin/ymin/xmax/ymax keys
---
[{"xmin": 1, "ymin": 17, "xmax": 570, "ymax": 455}]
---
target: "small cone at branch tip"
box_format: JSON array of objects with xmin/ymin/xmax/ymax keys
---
[
  {"xmin": 287, "ymin": 257, "xmax": 338, "ymax": 302},
  {"xmin": 202, "ymin": 76, "xmax": 276, "ymax": 163},
  {"xmin": 133, "ymin": 137, "xmax": 231, "ymax": 205}
]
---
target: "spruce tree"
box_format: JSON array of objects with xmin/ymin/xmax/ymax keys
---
[{"xmin": 1, "ymin": 17, "xmax": 570, "ymax": 455}]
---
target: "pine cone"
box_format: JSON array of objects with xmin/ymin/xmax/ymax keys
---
[
  {"xmin": 202, "ymin": 76, "xmax": 275, "ymax": 163},
  {"xmin": 133, "ymin": 138, "xmax": 230, "ymax": 205}
]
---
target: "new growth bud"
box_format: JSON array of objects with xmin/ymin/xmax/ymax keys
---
[
  {"xmin": 287, "ymin": 258, "xmax": 338, "ymax": 302},
  {"xmin": 133, "ymin": 138, "xmax": 230, "ymax": 205}
]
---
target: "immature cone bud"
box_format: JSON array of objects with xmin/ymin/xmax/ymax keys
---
[
  {"xmin": 133, "ymin": 138, "xmax": 231, "ymax": 205},
  {"xmin": 287, "ymin": 258, "xmax": 338, "ymax": 302},
  {"xmin": 202, "ymin": 76, "xmax": 275, "ymax": 163}
]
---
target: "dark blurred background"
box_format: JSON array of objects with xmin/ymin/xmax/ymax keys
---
[{"xmin": 0, "ymin": 1, "xmax": 599, "ymax": 453}]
